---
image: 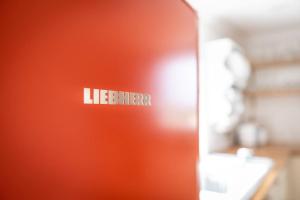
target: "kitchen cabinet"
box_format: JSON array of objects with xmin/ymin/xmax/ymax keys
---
[
  {"xmin": 265, "ymin": 167, "xmax": 288, "ymax": 200},
  {"xmin": 287, "ymin": 156, "xmax": 300, "ymax": 199},
  {"xmin": 226, "ymin": 146, "xmax": 291, "ymax": 200}
]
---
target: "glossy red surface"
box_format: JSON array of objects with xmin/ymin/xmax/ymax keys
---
[{"xmin": 0, "ymin": 1, "xmax": 199, "ymax": 199}]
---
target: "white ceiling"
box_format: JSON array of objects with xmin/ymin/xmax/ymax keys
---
[{"xmin": 188, "ymin": 0, "xmax": 300, "ymax": 35}]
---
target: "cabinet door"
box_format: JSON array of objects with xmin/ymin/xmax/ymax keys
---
[
  {"xmin": 288, "ymin": 156, "xmax": 300, "ymax": 199},
  {"xmin": 266, "ymin": 168, "xmax": 287, "ymax": 200}
]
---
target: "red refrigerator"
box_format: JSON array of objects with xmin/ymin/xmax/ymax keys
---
[{"xmin": 0, "ymin": 1, "xmax": 199, "ymax": 199}]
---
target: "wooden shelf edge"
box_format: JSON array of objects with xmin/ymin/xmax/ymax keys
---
[
  {"xmin": 251, "ymin": 60, "xmax": 300, "ymax": 69},
  {"xmin": 245, "ymin": 88, "xmax": 300, "ymax": 97}
]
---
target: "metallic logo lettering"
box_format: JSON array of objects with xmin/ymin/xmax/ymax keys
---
[{"xmin": 83, "ymin": 88, "xmax": 151, "ymax": 106}]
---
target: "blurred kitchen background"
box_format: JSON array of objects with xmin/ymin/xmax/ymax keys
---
[{"xmin": 187, "ymin": 0, "xmax": 300, "ymax": 199}]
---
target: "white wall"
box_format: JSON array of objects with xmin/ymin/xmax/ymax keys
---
[
  {"xmin": 253, "ymin": 95, "xmax": 300, "ymax": 146},
  {"xmin": 242, "ymin": 28, "xmax": 300, "ymax": 146},
  {"xmin": 242, "ymin": 28, "xmax": 300, "ymax": 65},
  {"xmin": 200, "ymin": 20, "xmax": 300, "ymax": 150}
]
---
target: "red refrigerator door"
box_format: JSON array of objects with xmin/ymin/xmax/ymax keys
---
[{"xmin": 0, "ymin": 1, "xmax": 199, "ymax": 200}]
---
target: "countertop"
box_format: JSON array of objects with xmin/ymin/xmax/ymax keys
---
[{"xmin": 225, "ymin": 145, "xmax": 291, "ymax": 200}]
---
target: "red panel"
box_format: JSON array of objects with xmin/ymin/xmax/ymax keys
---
[{"xmin": 0, "ymin": 1, "xmax": 199, "ymax": 200}]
